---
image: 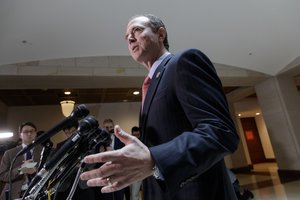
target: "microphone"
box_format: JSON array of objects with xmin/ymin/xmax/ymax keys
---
[
  {"xmin": 43, "ymin": 116, "xmax": 99, "ymax": 171},
  {"xmin": 24, "ymin": 116, "xmax": 99, "ymax": 199},
  {"xmin": 17, "ymin": 104, "xmax": 89, "ymax": 157},
  {"xmin": 92, "ymin": 128, "xmax": 112, "ymax": 151}
]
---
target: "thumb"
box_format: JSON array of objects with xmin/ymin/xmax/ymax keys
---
[{"xmin": 114, "ymin": 125, "xmax": 132, "ymax": 145}]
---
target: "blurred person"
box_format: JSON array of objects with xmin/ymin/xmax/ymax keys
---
[
  {"xmin": 131, "ymin": 126, "xmax": 141, "ymax": 139},
  {"xmin": 102, "ymin": 119, "xmax": 125, "ymax": 200},
  {"xmin": 81, "ymin": 14, "xmax": 239, "ymax": 200},
  {"xmin": 130, "ymin": 126, "xmax": 142, "ymax": 200},
  {"xmin": 0, "ymin": 122, "xmax": 42, "ymax": 199},
  {"xmin": 103, "ymin": 119, "xmax": 125, "ymax": 152},
  {"xmin": 55, "ymin": 120, "xmax": 93, "ymax": 200}
]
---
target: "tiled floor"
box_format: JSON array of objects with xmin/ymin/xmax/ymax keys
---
[{"xmin": 236, "ymin": 163, "xmax": 300, "ymax": 200}]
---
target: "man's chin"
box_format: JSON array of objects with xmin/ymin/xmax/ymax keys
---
[{"xmin": 131, "ymin": 54, "xmax": 140, "ymax": 62}]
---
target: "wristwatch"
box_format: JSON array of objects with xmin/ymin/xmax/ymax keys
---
[{"xmin": 152, "ymin": 165, "xmax": 162, "ymax": 179}]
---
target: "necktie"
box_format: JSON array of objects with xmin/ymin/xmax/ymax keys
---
[
  {"xmin": 25, "ymin": 150, "xmax": 32, "ymax": 160},
  {"xmin": 25, "ymin": 151, "xmax": 34, "ymax": 183},
  {"xmin": 142, "ymin": 76, "xmax": 151, "ymax": 108}
]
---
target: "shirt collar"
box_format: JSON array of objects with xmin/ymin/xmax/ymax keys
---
[
  {"xmin": 22, "ymin": 143, "xmax": 33, "ymax": 151},
  {"xmin": 148, "ymin": 52, "xmax": 171, "ymax": 79}
]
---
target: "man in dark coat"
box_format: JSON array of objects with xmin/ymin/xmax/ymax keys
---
[{"xmin": 81, "ymin": 14, "xmax": 239, "ymax": 200}]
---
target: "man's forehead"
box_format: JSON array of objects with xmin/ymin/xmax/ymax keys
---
[
  {"xmin": 22, "ymin": 125, "xmax": 35, "ymax": 130},
  {"xmin": 127, "ymin": 16, "xmax": 149, "ymax": 27},
  {"xmin": 104, "ymin": 123, "xmax": 113, "ymax": 126}
]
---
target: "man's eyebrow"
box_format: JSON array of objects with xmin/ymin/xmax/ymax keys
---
[{"xmin": 125, "ymin": 29, "xmax": 132, "ymax": 40}]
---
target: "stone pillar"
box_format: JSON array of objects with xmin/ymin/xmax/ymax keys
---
[{"xmin": 255, "ymin": 75, "xmax": 300, "ymax": 181}]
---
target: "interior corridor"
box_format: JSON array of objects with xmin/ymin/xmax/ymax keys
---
[{"xmin": 236, "ymin": 163, "xmax": 300, "ymax": 200}]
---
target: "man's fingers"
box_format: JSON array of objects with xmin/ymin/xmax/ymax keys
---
[
  {"xmin": 85, "ymin": 176, "xmax": 127, "ymax": 193},
  {"xmin": 83, "ymin": 150, "xmax": 120, "ymax": 164},
  {"xmin": 81, "ymin": 161, "xmax": 121, "ymax": 181},
  {"xmin": 85, "ymin": 177, "xmax": 106, "ymax": 187},
  {"xmin": 81, "ymin": 167, "xmax": 102, "ymax": 181},
  {"xmin": 114, "ymin": 125, "xmax": 134, "ymax": 144}
]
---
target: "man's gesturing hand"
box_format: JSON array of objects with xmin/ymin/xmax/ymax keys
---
[{"xmin": 80, "ymin": 125, "xmax": 154, "ymax": 193}]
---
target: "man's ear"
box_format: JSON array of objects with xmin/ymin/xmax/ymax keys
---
[{"xmin": 158, "ymin": 27, "xmax": 166, "ymax": 42}]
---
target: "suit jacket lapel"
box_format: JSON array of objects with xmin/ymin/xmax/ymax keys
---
[{"xmin": 141, "ymin": 54, "xmax": 173, "ymax": 136}]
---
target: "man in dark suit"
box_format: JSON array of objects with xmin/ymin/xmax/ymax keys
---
[
  {"xmin": 0, "ymin": 122, "xmax": 42, "ymax": 200},
  {"xmin": 81, "ymin": 14, "xmax": 239, "ymax": 200}
]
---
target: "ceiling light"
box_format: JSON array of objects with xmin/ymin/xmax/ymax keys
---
[
  {"xmin": 60, "ymin": 100, "xmax": 75, "ymax": 117},
  {"xmin": 133, "ymin": 91, "xmax": 140, "ymax": 95},
  {"xmin": 64, "ymin": 91, "xmax": 71, "ymax": 95},
  {"xmin": 0, "ymin": 132, "xmax": 13, "ymax": 139}
]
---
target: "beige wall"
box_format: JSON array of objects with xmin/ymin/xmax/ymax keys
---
[{"xmin": 1, "ymin": 98, "xmax": 277, "ymax": 167}]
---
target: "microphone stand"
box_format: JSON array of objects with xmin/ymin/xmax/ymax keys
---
[
  {"xmin": 21, "ymin": 118, "xmax": 111, "ymax": 200},
  {"xmin": 38, "ymin": 141, "xmax": 53, "ymax": 171},
  {"xmin": 66, "ymin": 161, "xmax": 86, "ymax": 200}
]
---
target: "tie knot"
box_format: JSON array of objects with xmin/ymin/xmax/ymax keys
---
[
  {"xmin": 143, "ymin": 76, "xmax": 151, "ymax": 85},
  {"xmin": 142, "ymin": 76, "xmax": 151, "ymax": 93},
  {"xmin": 142, "ymin": 76, "xmax": 151, "ymax": 109}
]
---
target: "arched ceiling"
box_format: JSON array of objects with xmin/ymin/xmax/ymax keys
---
[
  {"xmin": 0, "ymin": 1, "xmax": 300, "ymax": 107},
  {"xmin": 1, "ymin": 0, "xmax": 300, "ymax": 76}
]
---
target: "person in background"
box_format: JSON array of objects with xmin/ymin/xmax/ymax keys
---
[
  {"xmin": 55, "ymin": 120, "xmax": 83, "ymax": 200},
  {"xmin": 130, "ymin": 126, "xmax": 142, "ymax": 200},
  {"xmin": 56, "ymin": 120, "xmax": 79, "ymax": 150},
  {"xmin": 0, "ymin": 122, "xmax": 42, "ymax": 199},
  {"xmin": 103, "ymin": 119, "xmax": 125, "ymax": 151},
  {"xmin": 81, "ymin": 14, "xmax": 239, "ymax": 200},
  {"xmin": 55, "ymin": 120, "xmax": 105, "ymax": 200},
  {"xmin": 131, "ymin": 126, "xmax": 141, "ymax": 139},
  {"xmin": 102, "ymin": 119, "xmax": 125, "ymax": 200}
]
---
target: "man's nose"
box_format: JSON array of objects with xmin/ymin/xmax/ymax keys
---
[{"xmin": 128, "ymin": 35, "xmax": 136, "ymax": 43}]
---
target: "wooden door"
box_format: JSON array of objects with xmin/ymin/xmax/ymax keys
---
[{"xmin": 240, "ymin": 117, "xmax": 266, "ymax": 164}]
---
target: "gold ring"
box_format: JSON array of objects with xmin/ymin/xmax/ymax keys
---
[{"xmin": 106, "ymin": 177, "xmax": 112, "ymax": 186}]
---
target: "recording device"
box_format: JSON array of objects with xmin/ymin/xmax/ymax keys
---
[
  {"xmin": 23, "ymin": 116, "xmax": 111, "ymax": 200},
  {"xmin": 17, "ymin": 104, "xmax": 89, "ymax": 158},
  {"xmin": 44, "ymin": 116, "xmax": 98, "ymax": 171},
  {"xmin": 25, "ymin": 116, "xmax": 98, "ymax": 193}
]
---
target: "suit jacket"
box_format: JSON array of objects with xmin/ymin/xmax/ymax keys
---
[
  {"xmin": 0, "ymin": 145, "xmax": 42, "ymax": 200},
  {"xmin": 140, "ymin": 49, "xmax": 240, "ymax": 200}
]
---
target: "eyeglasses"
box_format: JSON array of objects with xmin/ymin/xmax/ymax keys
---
[{"xmin": 22, "ymin": 130, "xmax": 36, "ymax": 134}]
